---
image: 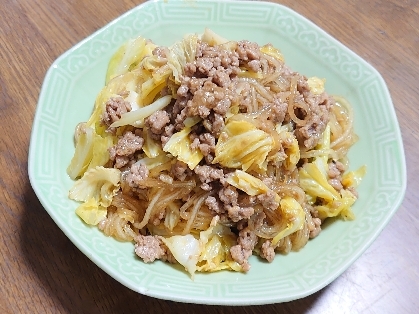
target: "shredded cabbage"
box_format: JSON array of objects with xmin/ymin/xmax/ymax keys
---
[
  {"xmin": 161, "ymin": 234, "xmax": 200, "ymax": 278},
  {"xmin": 75, "ymin": 197, "xmax": 107, "ymax": 226},
  {"xmin": 225, "ymin": 170, "xmax": 270, "ymax": 196},
  {"xmin": 162, "ymin": 126, "xmax": 203, "ymax": 170},
  {"xmin": 110, "ymin": 95, "xmax": 172, "ymax": 128},
  {"xmin": 271, "ymin": 197, "xmax": 305, "ymax": 245},
  {"xmin": 106, "ymin": 36, "xmax": 156, "ymax": 83},
  {"xmin": 167, "ymin": 33, "xmax": 199, "ymax": 84},
  {"xmin": 213, "ymin": 120, "xmax": 273, "ymax": 171},
  {"xmin": 68, "ymin": 166, "xmax": 120, "ymax": 207}
]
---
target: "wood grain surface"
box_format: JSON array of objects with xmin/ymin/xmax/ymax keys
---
[{"xmin": 1, "ymin": 0, "xmax": 418, "ymax": 313}]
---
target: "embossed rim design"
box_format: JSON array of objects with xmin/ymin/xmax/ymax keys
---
[{"xmin": 29, "ymin": 0, "xmax": 406, "ymax": 305}]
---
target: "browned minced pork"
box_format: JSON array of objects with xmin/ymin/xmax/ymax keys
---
[
  {"xmin": 109, "ymin": 130, "xmax": 144, "ymax": 169},
  {"xmin": 125, "ymin": 163, "xmax": 149, "ymax": 190},
  {"xmin": 204, "ymin": 195, "xmax": 224, "ymax": 214},
  {"xmin": 226, "ymin": 205, "xmax": 254, "ymax": 223},
  {"xmin": 190, "ymin": 132, "xmax": 216, "ymax": 158},
  {"xmin": 101, "ymin": 96, "xmax": 131, "ymax": 129},
  {"xmin": 170, "ymin": 160, "xmax": 191, "ymax": 181},
  {"xmin": 161, "ymin": 124, "xmax": 175, "ymax": 147},
  {"xmin": 307, "ymin": 204, "xmax": 322, "ymax": 239},
  {"xmin": 144, "ymin": 110, "xmax": 171, "ymax": 138},
  {"xmin": 218, "ymin": 185, "xmax": 238, "ymax": 205},
  {"xmin": 194, "ymin": 165, "xmax": 224, "ymax": 191},
  {"xmin": 230, "ymin": 227, "xmax": 258, "ymax": 272},
  {"xmin": 309, "ymin": 217, "xmax": 322, "ymax": 239},
  {"xmin": 327, "ymin": 160, "xmax": 346, "ymax": 191},
  {"xmin": 260, "ymin": 240, "xmax": 275, "ymax": 262},
  {"xmin": 293, "ymin": 77, "xmax": 333, "ymax": 150},
  {"xmin": 134, "ymin": 235, "xmax": 176, "ymax": 263},
  {"xmin": 256, "ymin": 190, "xmax": 279, "ymax": 211}
]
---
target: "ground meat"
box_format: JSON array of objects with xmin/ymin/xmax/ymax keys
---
[
  {"xmin": 134, "ymin": 235, "xmax": 175, "ymax": 263},
  {"xmin": 161, "ymin": 124, "xmax": 175, "ymax": 146},
  {"xmin": 309, "ymin": 217, "xmax": 322, "ymax": 239},
  {"xmin": 125, "ymin": 163, "xmax": 149, "ymax": 190},
  {"xmin": 218, "ymin": 186, "xmax": 238, "ymax": 205},
  {"xmin": 260, "ymin": 240, "xmax": 275, "ymax": 262},
  {"xmin": 145, "ymin": 110, "xmax": 170, "ymax": 135},
  {"xmin": 171, "ymin": 160, "xmax": 190, "ymax": 181},
  {"xmin": 152, "ymin": 46, "xmax": 168, "ymax": 58},
  {"xmin": 236, "ymin": 40, "xmax": 261, "ymax": 63},
  {"xmin": 293, "ymin": 78, "xmax": 332, "ymax": 149},
  {"xmin": 328, "ymin": 178, "xmax": 343, "ymax": 191},
  {"xmin": 198, "ymin": 133, "xmax": 216, "ymax": 156},
  {"xmin": 186, "ymin": 80, "xmax": 233, "ymax": 118},
  {"xmin": 226, "ymin": 205, "xmax": 254, "ymax": 222},
  {"xmin": 205, "ymin": 195, "xmax": 224, "ymax": 214},
  {"xmin": 271, "ymin": 98, "xmax": 288, "ymax": 124},
  {"xmin": 257, "ymin": 190, "xmax": 279, "ymax": 211},
  {"xmin": 109, "ymin": 130, "xmax": 144, "ymax": 168},
  {"xmin": 230, "ymin": 227, "xmax": 258, "ymax": 272},
  {"xmin": 327, "ymin": 160, "xmax": 346, "ymax": 191},
  {"xmin": 101, "ymin": 97, "xmax": 132, "ymax": 132},
  {"xmin": 194, "ymin": 165, "xmax": 224, "ymax": 184},
  {"xmin": 347, "ymin": 186, "xmax": 359, "ymax": 198},
  {"xmin": 328, "ymin": 160, "xmax": 345, "ymax": 178}
]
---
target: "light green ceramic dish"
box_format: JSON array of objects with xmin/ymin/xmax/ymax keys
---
[{"xmin": 29, "ymin": 0, "xmax": 406, "ymax": 305}]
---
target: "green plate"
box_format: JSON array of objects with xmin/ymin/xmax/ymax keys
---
[{"xmin": 29, "ymin": 0, "xmax": 406, "ymax": 305}]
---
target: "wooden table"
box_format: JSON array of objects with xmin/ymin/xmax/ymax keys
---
[{"xmin": 1, "ymin": 0, "xmax": 418, "ymax": 313}]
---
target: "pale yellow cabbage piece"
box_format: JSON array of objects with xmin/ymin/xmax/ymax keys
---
[
  {"xmin": 162, "ymin": 126, "xmax": 203, "ymax": 170},
  {"xmin": 307, "ymin": 77, "xmax": 326, "ymax": 95},
  {"xmin": 142, "ymin": 128, "xmax": 164, "ymax": 158},
  {"xmin": 213, "ymin": 120, "xmax": 273, "ymax": 171},
  {"xmin": 161, "ymin": 217, "xmax": 241, "ymax": 277},
  {"xmin": 67, "ymin": 123, "xmax": 95, "ymax": 180},
  {"xmin": 67, "ymin": 123, "xmax": 114, "ymax": 180},
  {"xmin": 106, "ymin": 36, "xmax": 157, "ymax": 83},
  {"xmin": 161, "ymin": 234, "xmax": 201, "ymax": 278},
  {"xmin": 197, "ymin": 219, "xmax": 241, "ymax": 272},
  {"xmin": 271, "ymin": 197, "xmax": 306, "ymax": 246},
  {"xmin": 225, "ymin": 170, "xmax": 270, "ymax": 196},
  {"xmin": 260, "ymin": 44, "xmax": 284, "ymax": 62},
  {"xmin": 341, "ymin": 165, "xmax": 366, "ymax": 188},
  {"xmin": 167, "ymin": 33, "xmax": 199, "ymax": 84},
  {"xmin": 68, "ymin": 166, "xmax": 120, "ymax": 207},
  {"xmin": 299, "ymin": 161, "xmax": 360, "ymax": 220},
  {"xmin": 316, "ymin": 189, "xmax": 357, "ymax": 220},
  {"xmin": 135, "ymin": 154, "xmax": 172, "ymax": 170},
  {"xmin": 299, "ymin": 162, "xmax": 341, "ymax": 202},
  {"xmin": 75, "ymin": 197, "xmax": 107, "ymax": 226}
]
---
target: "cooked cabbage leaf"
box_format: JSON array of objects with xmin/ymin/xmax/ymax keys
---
[
  {"xmin": 167, "ymin": 33, "xmax": 199, "ymax": 84},
  {"xmin": 68, "ymin": 166, "xmax": 120, "ymax": 207},
  {"xmin": 213, "ymin": 120, "xmax": 273, "ymax": 171},
  {"xmin": 225, "ymin": 170, "xmax": 270, "ymax": 196},
  {"xmin": 110, "ymin": 95, "xmax": 172, "ymax": 128},
  {"xmin": 197, "ymin": 219, "xmax": 241, "ymax": 272},
  {"xmin": 316, "ymin": 189, "xmax": 357, "ymax": 220},
  {"xmin": 161, "ymin": 234, "xmax": 200, "ymax": 278},
  {"xmin": 67, "ymin": 123, "xmax": 95, "ymax": 180},
  {"xmin": 75, "ymin": 197, "xmax": 107, "ymax": 226},
  {"xmin": 299, "ymin": 162, "xmax": 340, "ymax": 202},
  {"xmin": 271, "ymin": 197, "xmax": 305, "ymax": 246},
  {"xmin": 163, "ymin": 126, "xmax": 203, "ymax": 170},
  {"xmin": 106, "ymin": 36, "xmax": 156, "ymax": 83},
  {"xmin": 307, "ymin": 77, "xmax": 326, "ymax": 95},
  {"xmin": 341, "ymin": 165, "xmax": 366, "ymax": 188},
  {"xmin": 260, "ymin": 44, "xmax": 284, "ymax": 62}
]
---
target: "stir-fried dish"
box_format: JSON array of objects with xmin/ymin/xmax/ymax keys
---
[{"xmin": 67, "ymin": 29, "xmax": 365, "ymax": 277}]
